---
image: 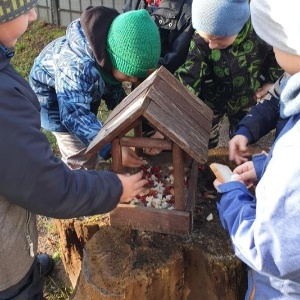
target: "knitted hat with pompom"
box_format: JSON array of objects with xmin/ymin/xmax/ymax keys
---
[
  {"xmin": 0, "ymin": 0, "xmax": 37, "ymax": 24},
  {"xmin": 106, "ymin": 9, "xmax": 161, "ymax": 78}
]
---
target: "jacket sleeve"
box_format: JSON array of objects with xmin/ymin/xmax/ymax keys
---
[
  {"xmin": 0, "ymin": 82, "xmax": 122, "ymax": 219},
  {"xmin": 55, "ymin": 59, "xmax": 110, "ymax": 159},
  {"xmin": 159, "ymin": 24, "xmax": 194, "ymax": 74},
  {"xmin": 217, "ymin": 137, "xmax": 300, "ymax": 280},
  {"xmin": 217, "ymin": 181, "xmax": 256, "ymax": 235},
  {"xmin": 175, "ymin": 34, "xmax": 209, "ymax": 97},
  {"xmin": 252, "ymin": 153, "xmax": 267, "ymax": 181},
  {"xmin": 233, "ymin": 74, "xmax": 286, "ymax": 143},
  {"xmin": 234, "ymin": 95, "xmax": 280, "ymax": 143}
]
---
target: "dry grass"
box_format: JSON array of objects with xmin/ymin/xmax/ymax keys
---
[{"xmin": 37, "ymin": 217, "xmax": 73, "ymax": 299}]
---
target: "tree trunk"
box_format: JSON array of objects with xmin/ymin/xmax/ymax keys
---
[{"xmin": 71, "ymin": 223, "xmax": 247, "ymax": 299}]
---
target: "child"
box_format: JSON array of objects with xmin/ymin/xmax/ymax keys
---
[
  {"xmin": 175, "ymin": 0, "xmax": 283, "ymax": 149},
  {"xmin": 214, "ymin": 0, "xmax": 300, "ymax": 298},
  {"xmin": 229, "ymin": 73, "xmax": 289, "ymax": 165},
  {"xmin": 123, "ymin": 0, "xmax": 194, "ymax": 152},
  {"xmin": 0, "ymin": 1, "xmax": 148, "ymax": 298},
  {"xmin": 29, "ymin": 6, "xmax": 161, "ymax": 170},
  {"xmin": 123, "ymin": 0, "xmax": 193, "ymax": 74}
]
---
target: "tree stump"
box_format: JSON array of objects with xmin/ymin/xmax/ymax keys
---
[{"xmin": 71, "ymin": 219, "xmax": 247, "ymax": 300}]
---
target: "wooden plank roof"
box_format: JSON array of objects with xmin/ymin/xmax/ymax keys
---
[{"xmin": 86, "ymin": 66, "xmax": 213, "ymax": 164}]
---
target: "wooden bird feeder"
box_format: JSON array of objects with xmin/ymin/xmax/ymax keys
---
[{"xmin": 86, "ymin": 66, "xmax": 213, "ymax": 235}]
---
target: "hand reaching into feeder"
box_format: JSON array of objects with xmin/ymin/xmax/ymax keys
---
[
  {"xmin": 253, "ymin": 82, "xmax": 274, "ymax": 102},
  {"xmin": 229, "ymin": 134, "xmax": 251, "ymax": 165},
  {"xmin": 143, "ymin": 131, "xmax": 165, "ymax": 156},
  {"xmin": 121, "ymin": 147, "xmax": 148, "ymax": 168},
  {"xmin": 117, "ymin": 171, "xmax": 148, "ymax": 203}
]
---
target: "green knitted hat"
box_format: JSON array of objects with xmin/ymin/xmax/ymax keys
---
[
  {"xmin": 107, "ymin": 9, "xmax": 161, "ymax": 78},
  {"xmin": 0, "ymin": 0, "xmax": 38, "ymax": 24}
]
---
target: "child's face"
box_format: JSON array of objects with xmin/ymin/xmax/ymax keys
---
[
  {"xmin": 0, "ymin": 8, "xmax": 37, "ymax": 48},
  {"xmin": 273, "ymin": 48, "xmax": 300, "ymax": 75},
  {"xmin": 198, "ymin": 31, "xmax": 238, "ymax": 50},
  {"xmin": 112, "ymin": 68, "xmax": 139, "ymax": 84}
]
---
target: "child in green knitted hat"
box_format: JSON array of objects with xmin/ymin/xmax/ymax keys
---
[
  {"xmin": 30, "ymin": 6, "xmax": 161, "ymax": 170},
  {"xmin": 107, "ymin": 9, "xmax": 160, "ymax": 79},
  {"xmin": 0, "ymin": 2, "xmax": 149, "ymax": 299}
]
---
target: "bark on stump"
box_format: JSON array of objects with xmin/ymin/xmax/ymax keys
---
[
  {"xmin": 55, "ymin": 218, "xmax": 102, "ymax": 287},
  {"xmin": 71, "ymin": 221, "xmax": 247, "ymax": 300}
]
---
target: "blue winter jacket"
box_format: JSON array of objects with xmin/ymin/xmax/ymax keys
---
[
  {"xmin": 29, "ymin": 7, "xmax": 126, "ymax": 159},
  {"xmin": 217, "ymin": 106, "xmax": 300, "ymax": 299}
]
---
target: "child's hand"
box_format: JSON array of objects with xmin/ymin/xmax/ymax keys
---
[
  {"xmin": 143, "ymin": 131, "xmax": 164, "ymax": 156},
  {"xmin": 253, "ymin": 82, "xmax": 274, "ymax": 102},
  {"xmin": 121, "ymin": 147, "xmax": 147, "ymax": 168},
  {"xmin": 117, "ymin": 171, "xmax": 148, "ymax": 203},
  {"xmin": 233, "ymin": 161, "xmax": 257, "ymax": 186},
  {"xmin": 229, "ymin": 135, "xmax": 250, "ymax": 165}
]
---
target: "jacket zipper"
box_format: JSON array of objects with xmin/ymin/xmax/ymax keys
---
[{"xmin": 25, "ymin": 211, "xmax": 34, "ymax": 257}]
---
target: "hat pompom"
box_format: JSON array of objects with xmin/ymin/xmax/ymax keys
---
[
  {"xmin": 192, "ymin": 0, "xmax": 250, "ymax": 37},
  {"xmin": 107, "ymin": 9, "xmax": 161, "ymax": 78}
]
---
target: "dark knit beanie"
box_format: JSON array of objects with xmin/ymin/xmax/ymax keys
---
[
  {"xmin": 107, "ymin": 9, "xmax": 161, "ymax": 78},
  {"xmin": 192, "ymin": 0, "xmax": 250, "ymax": 37},
  {"xmin": 0, "ymin": 0, "xmax": 38, "ymax": 24}
]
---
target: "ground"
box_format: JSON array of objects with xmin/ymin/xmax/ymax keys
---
[{"xmin": 38, "ymin": 217, "xmax": 73, "ymax": 299}]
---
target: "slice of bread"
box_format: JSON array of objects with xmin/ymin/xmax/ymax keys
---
[{"xmin": 209, "ymin": 163, "xmax": 233, "ymax": 183}]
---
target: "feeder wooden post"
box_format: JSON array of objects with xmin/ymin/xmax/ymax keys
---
[
  {"xmin": 111, "ymin": 138, "xmax": 122, "ymax": 174},
  {"xmin": 133, "ymin": 120, "xmax": 143, "ymax": 156},
  {"xmin": 172, "ymin": 143, "xmax": 185, "ymax": 211}
]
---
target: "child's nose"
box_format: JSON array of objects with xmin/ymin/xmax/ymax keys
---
[{"xmin": 208, "ymin": 41, "xmax": 219, "ymax": 49}]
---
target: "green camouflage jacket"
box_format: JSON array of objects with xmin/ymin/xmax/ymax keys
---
[{"xmin": 175, "ymin": 20, "xmax": 283, "ymax": 117}]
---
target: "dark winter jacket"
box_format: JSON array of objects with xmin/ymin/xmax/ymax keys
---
[
  {"xmin": 234, "ymin": 73, "xmax": 289, "ymax": 144},
  {"xmin": 175, "ymin": 20, "xmax": 283, "ymax": 118},
  {"xmin": 124, "ymin": 0, "xmax": 193, "ymax": 73},
  {"xmin": 29, "ymin": 6, "xmax": 126, "ymax": 159},
  {"xmin": 0, "ymin": 49, "xmax": 122, "ymax": 290}
]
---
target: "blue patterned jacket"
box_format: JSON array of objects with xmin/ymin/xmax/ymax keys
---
[{"xmin": 29, "ymin": 7, "xmax": 126, "ymax": 159}]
